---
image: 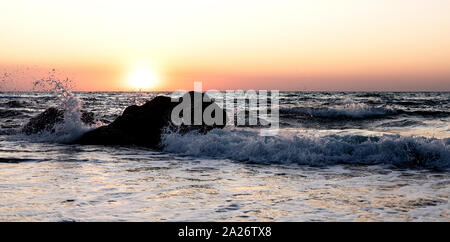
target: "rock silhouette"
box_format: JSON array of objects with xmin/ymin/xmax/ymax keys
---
[
  {"xmin": 22, "ymin": 107, "xmax": 95, "ymax": 135},
  {"xmin": 77, "ymin": 91, "xmax": 226, "ymax": 148},
  {"xmin": 22, "ymin": 92, "xmax": 226, "ymax": 147}
]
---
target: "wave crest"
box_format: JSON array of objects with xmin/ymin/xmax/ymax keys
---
[
  {"xmin": 281, "ymin": 99, "xmax": 396, "ymax": 119},
  {"xmin": 161, "ymin": 129, "xmax": 450, "ymax": 169}
]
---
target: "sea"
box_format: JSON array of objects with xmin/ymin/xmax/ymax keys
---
[{"xmin": 0, "ymin": 90, "xmax": 449, "ymax": 221}]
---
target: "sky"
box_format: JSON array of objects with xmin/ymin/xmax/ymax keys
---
[{"xmin": 0, "ymin": 0, "xmax": 449, "ymax": 91}]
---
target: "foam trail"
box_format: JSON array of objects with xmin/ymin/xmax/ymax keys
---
[{"xmin": 161, "ymin": 128, "xmax": 450, "ymax": 169}]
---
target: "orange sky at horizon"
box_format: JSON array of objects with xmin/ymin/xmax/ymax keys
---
[{"xmin": 1, "ymin": 0, "xmax": 449, "ymax": 92}]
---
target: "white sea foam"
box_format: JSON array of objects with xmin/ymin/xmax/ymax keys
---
[
  {"xmin": 161, "ymin": 128, "xmax": 450, "ymax": 169},
  {"xmin": 26, "ymin": 71, "xmax": 94, "ymax": 143},
  {"xmin": 281, "ymin": 98, "xmax": 396, "ymax": 119}
]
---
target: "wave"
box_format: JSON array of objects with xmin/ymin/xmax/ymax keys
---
[
  {"xmin": 379, "ymin": 119, "xmax": 425, "ymax": 127},
  {"xmin": 397, "ymin": 110, "xmax": 450, "ymax": 117},
  {"xmin": 17, "ymin": 122, "xmax": 92, "ymax": 143},
  {"xmin": 280, "ymin": 105, "xmax": 396, "ymax": 119},
  {"xmin": 1, "ymin": 100, "xmax": 28, "ymax": 108},
  {"xmin": 0, "ymin": 157, "xmax": 44, "ymax": 163},
  {"xmin": 161, "ymin": 129, "xmax": 450, "ymax": 169},
  {"xmin": 280, "ymin": 98, "xmax": 449, "ymax": 120},
  {"xmin": 289, "ymin": 97, "xmax": 396, "ymax": 119},
  {"xmin": 17, "ymin": 72, "xmax": 97, "ymax": 143},
  {"xmin": 0, "ymin": 109, "xmax": 22, "ymax": 118}
]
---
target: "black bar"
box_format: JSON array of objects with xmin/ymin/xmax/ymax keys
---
[{"xmin": 1, "ymin": 222, "xmax": 445, "ymax": 241}]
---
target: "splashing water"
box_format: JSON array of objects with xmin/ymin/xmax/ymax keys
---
[{"xmin": 31, "ymin": 70, "xmax": 91, "ymax": 142}]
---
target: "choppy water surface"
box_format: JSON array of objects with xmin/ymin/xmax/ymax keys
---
[{"xmin": 0, "ymin": 91, "xmax": 449, "ymax": 221}]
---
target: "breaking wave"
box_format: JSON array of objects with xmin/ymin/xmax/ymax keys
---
[
  {"xmin": 280, "ymin": 98, "xmax": 396, "ymax": 119},
  {"xmin": 280, "ymin": 98, "xmax": 449, "ymax": 120},
  {"xmin": 161, "ymin": 128, "xmax": 450, "ymax": 169},
  {"xmin": 24, "ymin": 71, "xmax": 94, "ymax": 143}
]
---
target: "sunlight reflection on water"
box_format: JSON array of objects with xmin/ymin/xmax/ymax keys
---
[{"xmin": 0, "ymin": 144, "xmax": 448, "ymax": 221}]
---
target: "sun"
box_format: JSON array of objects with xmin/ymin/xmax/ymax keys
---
[{"xmin": 127, "ymin": 64, "xmax": 159, "ymax": 91}]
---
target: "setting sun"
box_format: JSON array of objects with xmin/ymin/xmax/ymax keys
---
[{"xmin": 127, "ymin": 65, "xmax": 159, "ymax": 91}]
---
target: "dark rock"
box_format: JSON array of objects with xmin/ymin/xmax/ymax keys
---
[
  {"xmin": 76, "ymin": 91, "xmax": 227, "ymax": 148},
  {"xmin": 22, "ymin": 107, "xmax": 96, "ymax": 135},
  {"xmin": 22, "ymin": 108, "xmax": 64, "ymax": 135}
]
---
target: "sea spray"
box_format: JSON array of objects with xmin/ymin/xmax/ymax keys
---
[{"xmin": 30, "ymin": 69, "xmax": 93, "ymax": 142}]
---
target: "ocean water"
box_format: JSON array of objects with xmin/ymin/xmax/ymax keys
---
[{"xmin": 0, "ymin": 91, "xmax": 449, "ymax": 221}]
